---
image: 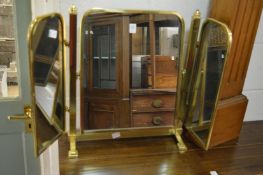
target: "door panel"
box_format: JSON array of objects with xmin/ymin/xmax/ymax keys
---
[
  {"xmin": 0, "ymin": 1, "xmax": 65, "ymax": 175},
  {"xmin": 1, "ymin": 133, "xmax": 26, "ymax": 175},
  {"xmin": 0, "ymin": 0, "xmax": 41, "ymax": 175}
]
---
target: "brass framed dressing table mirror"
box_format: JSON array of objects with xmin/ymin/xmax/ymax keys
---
[
  {"xmin": 9, "ymin": 13, "xmax": 67, "ymax": 156},
  {"xmin": 69, "ymin": 8, "xmax": 232, "ymax": 156},
  {"xmin": 18, "ymin": 6, "xmax": 234, "ymax": 158}
]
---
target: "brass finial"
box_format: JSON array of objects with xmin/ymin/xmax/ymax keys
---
[
  {"xmin": 193, "ymin": 9, "xmax": 201, "ymax": 18},
  {"xmin": 69, "ymin": 5, "xmax": 77, "ymax": 14}
]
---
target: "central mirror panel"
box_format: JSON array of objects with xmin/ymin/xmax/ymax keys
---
[
  {"xmin": 82, "ymin": 10, "xmax": 184, "ymax": 130},
  {"xmin": 28, "ymin": 14, "xmax": 65, "ymax": 155}
]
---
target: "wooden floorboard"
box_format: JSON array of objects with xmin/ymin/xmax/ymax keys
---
[{"xmin": 59, "ymin": 121, "xmax": 263, "ymax": 175}]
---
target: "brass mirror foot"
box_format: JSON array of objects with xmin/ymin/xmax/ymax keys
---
[
  {"xmin": 175, "ymin": 128, "xmax": 187, "ymax": 153},
  {"xmin": 177, "ymin": 142, "xmax": 187, "ymax": 154},
  {"xmin": 68, "ymin": 150, "xmax": 78, "ymax": 159},
  {"xmin": 68, "ymin": 135, "xmax": 78, "ymax": 158}
]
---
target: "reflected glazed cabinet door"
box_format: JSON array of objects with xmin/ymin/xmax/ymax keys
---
[{"xmin": 83, "ymin": 15, "xmax": 130, "ymax": 129}]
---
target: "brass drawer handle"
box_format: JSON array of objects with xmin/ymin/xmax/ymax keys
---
[
  {"xmin": 152, "ymin": 99, "xmax": 163, "ymax": 108},
  {"xmin": 152, "ymin": 116, "xmax": 162, "ymax": 125}
]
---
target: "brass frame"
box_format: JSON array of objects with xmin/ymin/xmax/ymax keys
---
[
  {"xmin": 73, "ymin": 8, "xmax": 187, "ymax": 156},
  {"xmin": 184, "ymin": 10, "xmax": 201, "ymax": 126},
  {"xmin": 184, "ymin": 10, "xmax": 201, "ymax": 70},
  {"xmin": 27, "ymin": 13, "xmax": 66, "ymax": 156},
  {"xmin": 198, "ymin": 55, "xmax": 207, "ymax": 126},
  {"xmin": 68, "ymin": 5, "xmax": 79, "ymax": 158},
  {"xmin": 185, "ymin": 18, "xmax": 232, "ymax": 150}
]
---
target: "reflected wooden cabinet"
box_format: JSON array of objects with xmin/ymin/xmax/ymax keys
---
[
  {"xmin": 131, "ymin": 90, "xmax": 176, "ymax": 127},
  {"xmin": 88, "ymin": 100, "xmax": 119, "ymax": 129},
  {"xmin": 82, "ymin": 13, "xmax": 181, "ymax": 130},
  {"xmin": 141, "ymin": 56, "xmax": 178, "ymax": 89}
]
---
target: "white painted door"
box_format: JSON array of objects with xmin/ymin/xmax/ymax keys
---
[
  {"xmin": 0, "ymin": 0, "xmax": 41, "ymax": 174},
  {"xmin": 0, "ymin": 0, "xmax": 62, "ymax": 175}
]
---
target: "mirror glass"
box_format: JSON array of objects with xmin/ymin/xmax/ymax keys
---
[
  {"xmin": 92, "ymin": 24, "xmax": 116, "ymax": 89},
  {"xmin": 187, "ymin": 20, "xmax": 231, "ymax": 146},
  {"xmin": 81, "ymin": 10, "xmax": 184, "ymax": 131},
  {"xmin": 28, "ymin": 14, "xmax": 65, "ymax": 155},
  {"xmin": 131, "ymin": 14, "xmax": 181, "ymax": 89}
]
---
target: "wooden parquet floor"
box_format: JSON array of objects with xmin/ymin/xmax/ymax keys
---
[{"xmin": 59, "ymin": 121, "xmax": 263, "ymax": 175}]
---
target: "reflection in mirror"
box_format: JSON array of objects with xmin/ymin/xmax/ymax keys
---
[
  {"xmin": 81, "ymin": 10, "xmax": 184, "ymax": 131},
  {"xmin": 131, "ymin": 14, "xmax": 181, "ymax": 89},
  {"xmin": 33, "ymin": 15, "xmax": 61, "ymax": 122},
  {"xmin": 186, "ymin": 19, "xmax": 231, "ymax": 147},
  {"xmin": 131, "ymin": 17, "xmax": 149, "ymax": 88},
  {"xmin": 28, "ymin": 14, "xmax": 65, "ymax": 155},
  {"xmin": 92, "ymin": 24, "xmax": 116, "ymax": 89}
]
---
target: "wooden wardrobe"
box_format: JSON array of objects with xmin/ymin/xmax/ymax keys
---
[{"xmin": 207, "ymin": 0, "xmax": 263, "ymax": 148}]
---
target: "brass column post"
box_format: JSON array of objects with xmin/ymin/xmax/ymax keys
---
[{"xmin": 68, "ymin": 5, "xmax": 78, "ymax": 158}]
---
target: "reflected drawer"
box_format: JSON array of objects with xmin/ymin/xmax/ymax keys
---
[
  {"xmin": 132, "ymin": 112, "xmax": 174, "ymax": 127},
  {"xmin": 131, "ymin": 94, "xmax": 176, "ymax": 112}
]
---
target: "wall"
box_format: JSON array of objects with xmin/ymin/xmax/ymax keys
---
[
  {"xmin": 58, "ymin": 0, "xmax": 210, "ymax": 30},
  {"xmin": 243, "ymin": 11, "xmax": 263, "ymax": 121},
  {"xmin": 31, "ymin": 0, "xmax": 59, "ymax": 18}
]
